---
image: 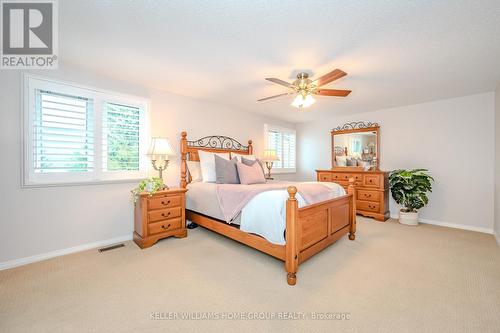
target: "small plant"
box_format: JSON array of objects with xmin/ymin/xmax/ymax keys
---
[
  {"xmin": 131, "ymin": 177, "xmax": 164, "ymax": 202},
  {"xmin": 389, "ymin": 169, "xmax": 434, "ymax": 213}
]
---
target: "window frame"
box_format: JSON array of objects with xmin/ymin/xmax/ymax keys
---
[
  {"xmin": 264, "ymin": 124, "xmax": 297, "ymax": 174},
  {"xmin": 22, "ymin": 75, "xmax": 150, "ymax": 187}
]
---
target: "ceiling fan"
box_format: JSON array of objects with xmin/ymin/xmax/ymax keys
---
[{"xmin": 258, "ymin": 69, "xmax": 351, "ymax": 109}]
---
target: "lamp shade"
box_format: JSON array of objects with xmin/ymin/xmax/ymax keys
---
[
  {"xmin": 147, "ymin": 137, "xmax": 175, "ymax": 158},
  {"xmin": 261, "ymin": 149, "xmax": 280, "ymax": 162}
]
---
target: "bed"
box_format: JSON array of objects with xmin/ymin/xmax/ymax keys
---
[{"xmin": 180, "ymin": 132, "xmax": 357, "ymax": 285}]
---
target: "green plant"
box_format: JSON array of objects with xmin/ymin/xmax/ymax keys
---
[
  {"xmin": 131, "ymin": 177, "xmax": 164, "ymax": 202},
  {"xmin": 389, "ymin": 169, "xmax": 434, "ymax": 213}
]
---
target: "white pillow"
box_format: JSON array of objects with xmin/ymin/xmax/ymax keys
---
[
  {"xmin": 198, "ymin": 150, "xmax": 230, "ymax": 183},
  {"xmin": 186, "ymin": 161, "xmax": 202, "ymax": 182},
  {"xmin": 231, "ymin": 153, "xmax": 256, "ymax": 162},
  {"xmin": 336, "ymin": 155, "xmax": 348, "ymax": 167}
]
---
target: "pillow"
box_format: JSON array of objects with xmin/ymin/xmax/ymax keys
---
[
  {"xmin": 236, "ymin": 161, "xmax": 266, "ymax": 185},
  {"xmin": 186, "ymin": 161, "xmax": 202, "ymax": 182},
  {"xmin": 231, "ymin": 153, "xmax": 256, "ymax": 162},
  {"xmin": 242, "ymin": 157, "xmax": 266, "ymax": 177},
  {"xmin": 215, "ymin": 156, "xmax": 240, "ymax": 184},
  {"xmin": 346, "ymin": 158, "xmax": 357, "ymax": 166},
  {"xmin": 336, "ymin": 155, "xmax": 347, "ymax": 167},
  {"xmin": 198, "ymin": 150, "xmax": 230, "ymax": 183}
]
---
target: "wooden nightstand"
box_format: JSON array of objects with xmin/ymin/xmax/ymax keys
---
[{"xmin": 133, "ymin": 188, "xmax": 188, "ymax": 249}]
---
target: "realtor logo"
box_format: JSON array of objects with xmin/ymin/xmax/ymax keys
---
[{"xmin": 1, "ymin": 0, "xmax": 58, "ymax": 68}]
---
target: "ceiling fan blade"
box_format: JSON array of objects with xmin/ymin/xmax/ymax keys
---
[
  {"xmin": 314, "ymin": 89, "xmax": 352, "ymax": 97},
  {"xmin": 257, "ymin": 92, "xmax": 293, "ymax": 102},
  {"xmin": 265, "ymin": 78, "xmax": 295, "ymax": 88},
  {"xmin": 313, "ymin": 69, "xmax": 347, "ymax": 87}
]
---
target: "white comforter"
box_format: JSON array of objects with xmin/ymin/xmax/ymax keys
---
[
  {"xmin": 239, "ymin": 182, "xmax": 345, "ymax": 245},
  {"xmin": 186, "ymin": 181, "xmax": 346, "ymax": 245}
]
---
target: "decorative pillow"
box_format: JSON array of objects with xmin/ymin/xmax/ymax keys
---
[
  {"xmin": 231, "ymin": 153, "xmax": 256, "ymax": 162},
  {"xmin": 215, "ymin": 156, "xmax": 240, "ymax": 184},
  {"xmin": 241, "ymin": 157, "xmax": 266, "ymax": 177},
  {"xmin": 198, "ymin": 150, "xmax": 230, "ymax": 183},
  {"xmin": 186, "ymin": 161, "xmax": 202, "ymax": 182},
  {"xmin": 346, "ymin": 158, "xmax": 357, "ymax": 166},
  {"xmin": 336, "ymin": 155, "xmax": 348, "ymax": 167},
  {"xmin": 236, "ymin": 161, "xmax": 266, "ymax": 185}
]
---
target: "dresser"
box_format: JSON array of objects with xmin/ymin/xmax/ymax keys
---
[
  {"xmin": 133, "ymin": 188, "xmax": 188, "ymax": 248},
  {"xmin": 316, "ymin": 169, "xmax": 390, "ymax": 221}
]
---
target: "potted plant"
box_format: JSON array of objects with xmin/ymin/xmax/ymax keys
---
[
  {"xmin": 389, "ymin": 169, "xmax": 434, "ymax": 226},
  {"xmin": 131, "ymin": 177, "xmax": 165, "ymax": 202}
]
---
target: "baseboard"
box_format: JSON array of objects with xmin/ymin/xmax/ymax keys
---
[
  {"xmin": 0, "ymin": 234, "xmax": 133, "ymax": 271},
  {"xmin": 389, "ymin": 214, "xmax": 494, "ymax": 234},
  {"xmin": 495, "ymin": 232, "xmax": 500, "ymax": 247}
]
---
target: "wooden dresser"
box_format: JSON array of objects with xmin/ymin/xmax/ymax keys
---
[
  {"xmin": 316, "ymin": 169, "xmax": 390, "ymax": 221},
  {"xmin": 133, "ymin": 188, "xmax": 188, "ymax": 248}
]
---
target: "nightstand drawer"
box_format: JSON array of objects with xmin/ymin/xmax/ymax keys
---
[
  {"xmin": 148, "ymin": 195, "xmax": 181, "ymax": 210},
  {"xmin": 148, "ymin": 207, "xmax": 182, "ymax": 222},
  {"xmin": 148, "ymin": 218, "xmax": 182, "ymax": 235}
]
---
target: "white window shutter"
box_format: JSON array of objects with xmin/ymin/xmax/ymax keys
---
[
  {"xmin": 102, "ymin": 102, "xmax": 142, "ymax": 172},
  {"xmin": 33, "ymin": 90, "xmax": 94, "ymax": 173}
]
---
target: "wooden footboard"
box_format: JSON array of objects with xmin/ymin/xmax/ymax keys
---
[{"xmin": 285, "ymin": 179, "xmax": 356, "ymax": 285}]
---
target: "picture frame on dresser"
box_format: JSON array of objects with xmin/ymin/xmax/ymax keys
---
[{"xmin": 316, "ymin": 121, "xmax": 390, "ymax": 222}]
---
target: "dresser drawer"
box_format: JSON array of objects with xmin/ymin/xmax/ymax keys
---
[
  {"xmin": 148, "ymin": 207, "xmax": 182, "ymax": 222},
  {"xmin": 148, "ymin": 218, "xmax": 182, "ymax": 235},
  {"xmin": 357, "ymin": 200, "xmax": 380, "ymax": 213},
  {"xmin": 357, "ymin": 189, "xmax": 380, "ymax": 202},
  {"xmin": 363, "ymin": 175, "xmax": 381, "ymax": 188},
  {"xmin": 148, "ymin": 195, "xmax": 182, "ymax": 210},
  {"xmin": 318, "ymin": 172, "xmax": 332, "ymax": 182}
]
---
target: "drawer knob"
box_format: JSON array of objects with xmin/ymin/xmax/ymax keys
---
[
  {"xmin": 161, "ymin": 212, "xmax": 171, "ymax": 217},
  {"xmin": 365, "ymin": 194, "xmax": 371, "ymax": 198},
  {"xmin": 161, "ymin": 224, "xmax": 171, "ymax": 230},
  {"xmin": 161, "ymin": 200, "xmax": 171, "ymax": 205}
]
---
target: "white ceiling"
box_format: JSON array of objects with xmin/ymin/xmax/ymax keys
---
[{"xmin": 60, "ymin": 0, "xmax": 500, "ymax": 122}]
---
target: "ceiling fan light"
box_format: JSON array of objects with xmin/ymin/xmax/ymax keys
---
[
  {"xmin": 291, "ymin": 94, "xmax": 305, "ymax": 108},
  {"xmin": 303, "ymin": 94, "xmax": 315, "ymax": 107}
]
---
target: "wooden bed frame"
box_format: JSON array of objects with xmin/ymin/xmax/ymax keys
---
[{"xmin": 180, "ymin": 132, "xmax": 356, "ymax": 285}]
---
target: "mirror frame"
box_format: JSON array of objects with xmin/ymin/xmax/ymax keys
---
[{"xmin": 331, "ymin": 122, "xmax": 380, "ymax": 170}]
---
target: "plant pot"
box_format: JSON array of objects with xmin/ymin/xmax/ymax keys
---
[{"xmin": 399, "ymin": 210, "xmax": 419, "ymax": 226}]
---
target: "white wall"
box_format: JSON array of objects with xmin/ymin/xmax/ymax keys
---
[
  {"xmin": 495, "ymin": 85, "xmax": 500, "ymax": 242},
  {"xmin": 0, "ymin": 66, "xmax": 295, "ymax": 266},
  {"xmin": 296, "ymin": 93, "xmax": 495, "ymax": 232}
]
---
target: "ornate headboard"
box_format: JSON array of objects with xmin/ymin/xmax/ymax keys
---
[{"xmin": 180, "ymin": 132, "xmax": 253, "ymax": 188}]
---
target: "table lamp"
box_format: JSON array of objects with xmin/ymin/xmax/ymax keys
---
[
  {"xmin": 147, "ymin": 137, "xmax": 175, "ymax": 188},
  {"xmin": 261, "ymin": 149, "xmax": 280, "ymax": 180}
]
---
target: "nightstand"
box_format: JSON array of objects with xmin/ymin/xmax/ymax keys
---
[{"xmin": 133, "ymin": 188, "xmax": 188, "ymax": 249}]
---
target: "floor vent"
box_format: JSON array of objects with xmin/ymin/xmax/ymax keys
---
[{"xmin": 98, "ymin": 243, "xmax": 125, "ymax": 253}]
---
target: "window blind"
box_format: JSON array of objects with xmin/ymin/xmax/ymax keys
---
[
  {"xmin": 102, "ymin": 102, "xmax": 141, "ymax": 172},
  {"xmin": 33, "ymin": 89, "xmax": 94, "ymax": 173},
  {"xmin": 267, "ymin": 127, "xmax": 296, "ymax": 170}
]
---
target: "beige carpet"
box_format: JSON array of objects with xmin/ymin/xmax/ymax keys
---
[{"xmin": 1, "ymin": 217, "xmax": 499, "ymax": 333}]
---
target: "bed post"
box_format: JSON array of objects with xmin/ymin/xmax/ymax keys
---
[
  {"xmin": 285, "ymin": 186, "xmax": 299, "ymax": 286},
  {"xmin": 248, "ymin": 140, "xmax": 253, "ymax": 155},
  {"xmin": 347, "ymin": 178, "xmax": 356, "ymax": 240},
  {"xmin": 180, "ymin": 131, "xmax": 187, "ymax": 188}
]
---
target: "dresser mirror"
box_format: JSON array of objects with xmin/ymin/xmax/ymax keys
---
[{"xmin": 331, "ymin": 122, "xmax": 380, "ymax": 170}]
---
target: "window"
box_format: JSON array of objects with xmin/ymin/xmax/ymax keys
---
[
  {"xmin": 24, "ymin": 76, "xmax": 149, "ymax": 186},
  {"xmin": 265, "ymin": 124, "xmax": 296, "ymax": 173}
]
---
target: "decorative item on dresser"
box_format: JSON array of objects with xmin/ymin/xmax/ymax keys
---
[
  {"xmin": 133, "ymin": 188, "xmax": 187, "ymax": 248},
  {"xmin": 316, "ymin": 121, "xmax": 390, "ymax": 222},
  {"xmin": 180, "ymin": 132, "xmax": 357, "ymax": 285}
]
